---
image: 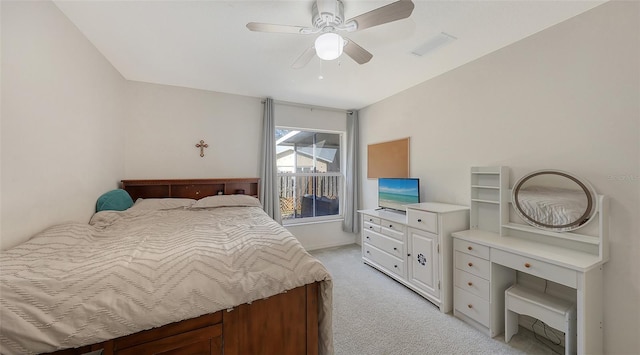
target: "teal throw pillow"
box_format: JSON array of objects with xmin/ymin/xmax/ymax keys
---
[{"xmin": 96, "ymin": 189, "xmax": 134, "ymax": 212}]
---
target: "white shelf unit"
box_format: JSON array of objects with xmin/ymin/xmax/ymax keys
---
[
  {"xmin": 500, "ymin": 194, "xmax": 608, "ymax": 258},
  {"xmin": 469, "ymin": 167, "xmax": 508, "ymax": 234},
  {"xmin": 502, "ymin": 223, "xmax": 601, "ymax": 245}
]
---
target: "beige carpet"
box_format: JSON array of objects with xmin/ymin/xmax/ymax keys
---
[{"xmin": 311, "ymin": 244, "xmax": 558, "ymax": 355}]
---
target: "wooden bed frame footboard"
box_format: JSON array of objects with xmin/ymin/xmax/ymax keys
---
[{"xmin": 46, "ymin": 282, "xmax": 320, "ymax": 355}]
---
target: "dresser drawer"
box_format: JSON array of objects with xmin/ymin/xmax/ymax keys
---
[
  {"xmin": 454, "ymin": 238, "xmax": 490, "ymax": 260},
  {"xmin": 454, "ymin": 269, "xmax": 490, "ymax": 301},
  {"xmin": 455, "ymin": 251, "xmax": 490, "ymax": 280},
  {"xmin": 363, "ymin": 229, "xmax": 404, "ymax": 259},
  {"xmin": 363, "ymin": 221, "xmax": 381, "ymax": 233},
  {"xmin": 380, "ymin": 225, "xmax": 404, "ymax": 241},
  {"xmin": 492, "ymin": 249, "xmax": 577, "ymax": 288},
  {"xmin": 454, "ymin": 287, "xmax": 490, "ymax": 326},
  {"xmin": 363, "ymin": 215, "xmax": 381, "ymax": 225},
  {"xmin": 406, "ymin": 209, "xmax": 438, "ymax": 233},
  {"xmin": 380, "ymin": 219, "xmax": 405, "ymax": 234},
  {"xmin": 364, "ymin": 244, "xmax": 405, "ymax": 278}
]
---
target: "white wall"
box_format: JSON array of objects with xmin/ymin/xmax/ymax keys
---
[
  {"xmin": 359, "ymin": 2, "xmax": 639, "ymax": 353},
  {"xmin": 124, "ymin": 82, "xmax": 262, "ymax": 179},
  {"xmin": 1, "ymin": 1, "xmax": 126, "ymax": 250}
]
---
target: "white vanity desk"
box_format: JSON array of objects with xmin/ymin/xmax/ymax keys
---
[
  {"xmin": 452, "ymin": 167, "xmax": 608, "ymax": 355},
  {"xmin": 452, "ymin": 228, "xmax": 606, "ymax": 353}
]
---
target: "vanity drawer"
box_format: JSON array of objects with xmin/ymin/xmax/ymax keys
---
[
  {"xmin": 455, "ymin": 269, "xmax": 490, "ymax": 301},
  {"xmin": 363, "ymin": 229, "xmax": 403, "ymax": 259},
  {"xmin": 454, "ymin": 287, "xmax": 490, "ymax": 327},
  {"xmin": 363, "ymin": 215, "xmax": 381, "ymax": 225},
  {"xmin": 363, "ymin": 221, "xmax": 381, "ymax": 233},
  {"xmin": 406, "ymin": 209, "xmax": 438, "ymax": 233},
  {"xmin": 380, "ymin": 219, "xmax": 405, "ymax": 234},
  {"xmin": 492, "ymin": 249, "xmax": 577, "ymax": 288},
  {"xmin": 455, "ymin": 251, "xmax": 490, "ymax": 280},
  {"xmin": 454, "ymin": 238, "xmax": 490, "ymax": 260},
  {"xmin": 363, "ymin": 244, "xmax": 405, "ymax": 278}
]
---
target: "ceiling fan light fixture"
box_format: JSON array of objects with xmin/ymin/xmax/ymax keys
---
[{"xmin": 315, "ymin": 33, "xmax": 344, "ymax": 61}]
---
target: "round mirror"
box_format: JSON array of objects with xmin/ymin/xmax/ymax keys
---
[{"xmin": 512, "ymin": 170, "xmax": 597, "ymax": 232}]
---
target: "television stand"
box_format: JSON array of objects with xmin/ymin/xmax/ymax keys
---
[{"xmin": 358, "ymin": 202, "xmax": 469, "ymax": 312}]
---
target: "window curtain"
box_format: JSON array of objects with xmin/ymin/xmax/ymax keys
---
[
  {"xmin": 260, "ymin": 98, "xmax": 282, "ymax": 224},
  {"xmin": 342, "ymin": 110, "xmax": 360, "ymax": 233}
]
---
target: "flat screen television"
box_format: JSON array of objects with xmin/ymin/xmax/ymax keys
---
[{"xmin": 378, "ymin": 178, "xmax": 420, "ymax": 211}]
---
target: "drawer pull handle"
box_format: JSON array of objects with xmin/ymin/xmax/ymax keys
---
[
  {"xmin": 468, "ymin": 262, "xmax": 473, "ymax": 267},
  {"xmin": 467, "ymin": 246, "xmax": 473, "ymax": 251},
  {"xmin": 467, "ymin": 282, "xmax": 473, "ymax": 286},
  {"xmin": 389, "ymin": 224, "xmax": 393, "ymax": 228},
  {"xmin": 394, "ymin": 265, "xmax": 398, "ymax": 268},
  {"xmin": 417, "ymin": 219, "xmax": 422, "ymax": 222},
  {"xmin": 467, "ymin": 304, "xmax": 473, "ymax": 309},
  {"xmin": 524, "ymin": 263, "xmax": 531, "ymax": 268},
  {"xmin": 366, "ymin": 236, "xmax": 370, "ymax": 239},
  {"xmin": 369, "ymin": 226, "xmax": 373, "ymax": 229},
  {"xmin": 393, "ymin": 247, "xmax": 397, "ymax": 251},
  {"xmin": 407, "ymin": 253, "xmax": 411, "ymax": 257},
  {"xmin": 366, "ymin": 251, "xmax": 370, "ymax": 254}
]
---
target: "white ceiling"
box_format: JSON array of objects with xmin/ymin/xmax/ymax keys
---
[{"xmin": 53, "ymin": 0, "xmax": 606, "ymax": 110}]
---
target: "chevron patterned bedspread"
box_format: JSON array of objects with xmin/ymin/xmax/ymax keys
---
[{"xmin": 0, "ymin": 206, "xmax": 333, "ymax": 355}]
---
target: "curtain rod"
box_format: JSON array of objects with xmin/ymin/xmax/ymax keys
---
[{"xmin": 261, "ymin": 99, "xmax": 353, "ymax": 114}]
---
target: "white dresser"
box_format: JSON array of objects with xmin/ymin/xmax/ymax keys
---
[{"xmin": 359, "ymin": 202, "xmax": 469, "ymax": 312}]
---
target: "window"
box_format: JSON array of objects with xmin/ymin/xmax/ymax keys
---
[{"xmin": 276, "ymin": 128, "xmax": 343, "ymax": 223}]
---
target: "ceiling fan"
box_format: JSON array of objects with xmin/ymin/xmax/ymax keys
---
[{"xmin": 246, "ymin": 0, "xmax": 415, "ymax": 69}]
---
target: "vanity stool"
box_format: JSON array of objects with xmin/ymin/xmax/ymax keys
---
[{"xmin": 505, "ymin": 284, "xmax": 576, "ymax": 355}]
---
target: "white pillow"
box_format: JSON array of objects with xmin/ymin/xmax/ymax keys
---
[
  {"xmin": 191, "ymin": 195, "xmax": 262, "ymax": 208},
  {"xmin": 129, "ymin": 198, "xmax": 196, "ymax": 211}
]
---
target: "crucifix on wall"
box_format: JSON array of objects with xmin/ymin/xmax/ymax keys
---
[{"xmin": 195, "ymin": 140, "xmax": 208, "ymax": 157}]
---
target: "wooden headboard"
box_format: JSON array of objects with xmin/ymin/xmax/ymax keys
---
[{"xmin": 120, "ymin": 178, "xmax": 260, "ymax": 201}]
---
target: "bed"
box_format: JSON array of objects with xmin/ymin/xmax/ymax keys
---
[{"xmin": 0, "ymin": 178, "xmax": 333, "ymax": 355}]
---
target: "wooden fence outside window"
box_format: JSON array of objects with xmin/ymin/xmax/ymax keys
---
[{"xmin": 279, "ymin": 175, "xmax": 340, "ymax": 219}]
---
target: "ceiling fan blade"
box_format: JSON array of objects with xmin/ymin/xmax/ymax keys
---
[
  {"xmin": 292, "ymin": 46, "xmax": 316, "ymax": 69},
  {"xmin": 246, "ymin": 22, "xmax": 308, "ymax": 34},
  {"xmin": 346, "ymin": 0, "xmax": 415, "ymax": 32},
  {"xmin": 343, "ymin": 39, "xmax": 373, "ymax": 64}
]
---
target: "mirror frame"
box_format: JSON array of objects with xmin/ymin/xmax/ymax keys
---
[{"xmin": 512, "ymin": 170, "xmax": 598, "ymax": 232}]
